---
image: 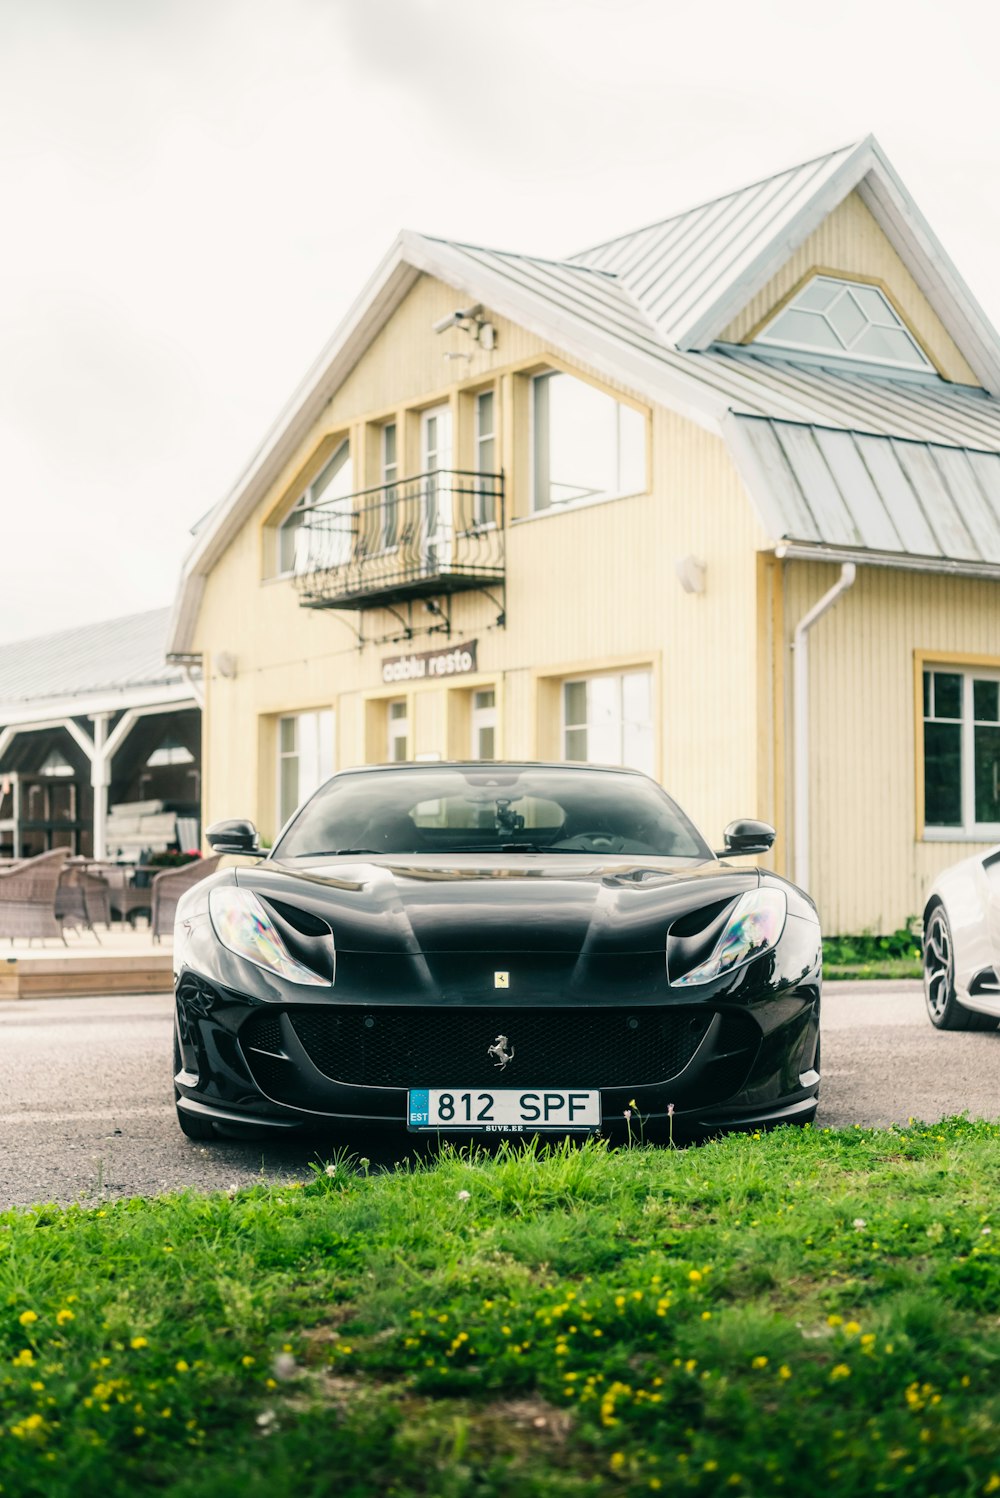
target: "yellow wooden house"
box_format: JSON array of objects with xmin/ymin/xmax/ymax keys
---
[{"xmin": 167, "ymin": 135, "xmax": 1000, "ymax": 934}]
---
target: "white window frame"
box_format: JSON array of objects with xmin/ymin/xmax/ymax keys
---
[
  {"xmin": 277, "ymin": 439, "xmax": 352, "ymax": 577},
  {"xmin": 387, "ymin": 698, "xmax": 409, "ymax": 763},
  {"xmin": 379, "ymin": 421, "xmax": 399, "ymax": 552},
  {"xmin": 471, "ymin": 688, "xmax": 497, "ymax": 760},
  {"xmin": 474, "ymin": 390, "xmax": 498, "ymax": 528},
  {"xmin": 922, "ymin": 665, "xmax": 1000, "ymax": 841},
  {"xmin": 530, "ymin": 369, "xmax": 646, "ymax": 516},
  {"xmin": 561, "ymin": 670, "xmax": 654, "ymax": 776},
  {"xmin": 755, "ymin": 275, "xmax": 934, "ymax": 374},
  {"xmin": 277, "ymin": 709, "xmax": 334, "ymax": 828}
]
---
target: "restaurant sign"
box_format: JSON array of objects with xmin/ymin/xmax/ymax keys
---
[{"xmin": 381, "ymin": 640, "xmax": 478, "ymax": 685}]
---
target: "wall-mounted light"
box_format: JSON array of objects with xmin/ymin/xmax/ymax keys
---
[
  {"xmin": 432, "ymin": 304, "xmax": 497, "ymax": 351},
  {"xmin": 675, "ymin": 555, "xmax": 707, "ymax": 595}
]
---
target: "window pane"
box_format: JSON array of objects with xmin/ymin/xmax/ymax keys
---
[
  {"xmin": 563, "ymin": 680, "xmax": 587, "ymax": 728},
  {"xmin": 534, "ymin": 372, "xmax": 621, "ymax": 507},
  {"xmin": 280, "ymin": 717, "xmax": 297, "ymax": 753},
  {"xmin": 564, "ymin": 726, "xmax": 588, "ymax": 762},
  {"xmin": 477, "ymin": 390, "xmax": 494, "ymax": 436},
  {"xmin": 767, "ymin": 309, "xmax": 841, "ymax": 349},
  {"xmin": 854, "ymin": 326, "xmax": 924, "ymax": 364},
  {"xmin": 279, "ymin": 510, "xmax": 303, "ymax": 573},
  {"xmin": 851, "ymin": 285, "xmax": 900, "ymax": 325},
  {"xmin": 924, "ymin": 721, "xmax": 962, "ymax": 826},
  {"xmin": 796, "ymin": 278, "xmax": 840, "ymax": 312},
  {"xmin": 313, "ymin": 441, "xmax": 352, "ymax": 503},
  {"xmin": 618, "ymin": 403, "xmax": 646, "ymax": 494},
  {"xmin": 975, "ymin": 726, "xmax": 1000, "ymax": 823},
  {"xmin": 974, "ymin": 680, "xmax": 999, "ymax": 723},
  {"xmin": 473, "ymin": 689, "xmax": 495, "ymax": 711},
  {"xmin": 383, "ymin": 423, "xmax": 396, "ymax": 472},
  {"xmin": 922, "ymin": 669, "xmax": 931, "ymax": 717},
  {"xmin": 477, "ymin": 725, "xmax": 496, "ymax": 760},
  {"xmin": 390, "ymin": 700, "xmax": 407, "ymax": 721},
  {"xmin": 280, "ymin": 755, "xmax": 299, "ymax": 825},
  {"xmin": 827, "ymin": 291, "xmax": 866, "ymax": 346},
  {"xmin": 934, "ymin": 672, "xmax": 962, "ymax": 719}
]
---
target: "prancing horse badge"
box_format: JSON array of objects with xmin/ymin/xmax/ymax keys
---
[{"xmin": 494, "ymin": 971, "xmax": 509, "ymax": 989}]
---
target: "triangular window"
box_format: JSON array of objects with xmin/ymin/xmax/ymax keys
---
[{"xmin": 753, "ymin": 275, "xmax": 933, "ymax": 372}]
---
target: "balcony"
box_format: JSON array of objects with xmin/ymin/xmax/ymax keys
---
[{"xmin": 292, "ymin": 470, "xmax": 505, "ymax": 611}]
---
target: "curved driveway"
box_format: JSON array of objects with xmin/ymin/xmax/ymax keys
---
[{"xmin": 0, "ymin": 982, "xmax": 995, "ymax": 1210}]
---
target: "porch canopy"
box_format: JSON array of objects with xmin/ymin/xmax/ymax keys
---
[{"xmin": 0, "ymin": 609, "xmax": 203, "ymax": 861}]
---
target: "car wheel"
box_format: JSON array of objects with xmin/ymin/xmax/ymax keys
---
[
  {"xmin": 173, "ymin": 1030, "xmax": 217, "ymax": 1140},
  {"xmin": 923, "ymin": 904, "xmax": 999, "ymax": 1031}
]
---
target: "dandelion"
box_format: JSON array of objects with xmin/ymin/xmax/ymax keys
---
[
  {"xmin": 751, "ymin": 1356, "xmax": 768, "ymax": 1370},
  {"xmin": 56, "ymin": 1309, "xmax": 75, "ymax": 1325},
  {"xmin": 18, "ymin": 1310, "xmax": 38, "ymax": 1327},
  {"xmin": 242, "ymin": 1355, "xmax": 255, "ymax": 1368},
  {"xmin": 830, "ymin": 1363, "xmax": 851, "ymax": 1380},
  {"xmin": 779, "ymin": 1365, "xmax": 792, "ymax": 1380},
  {"xmin": 176, "ymin": 1360, "xmax": 190, "ymax": 1373},
  {"xmin": 688, "ymin": 1270, "xmax": 703, "ymax": 1284},
  {"xmin": 131, "ymin": 1337, "xmax": 149, "ymax": 1350},
  {"xmin": 609, "ymin": 1452, "xmax": 626, "ymax": 1473},
  {"xmin": 844, "ymin": 1321, "xmax": 861, "ymax": 1336}
]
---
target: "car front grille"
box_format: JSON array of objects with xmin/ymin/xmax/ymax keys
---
[{"xmin": 240, "ymin": 1003, "xmax": 716, "ymax": 1089}]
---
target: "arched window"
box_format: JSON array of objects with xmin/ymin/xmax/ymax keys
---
[{"xmin": 753, "ymin": 276, "xmax": 933, "ymax": 372}]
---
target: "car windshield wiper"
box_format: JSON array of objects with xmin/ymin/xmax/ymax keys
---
[{"xmin": 287, "ymin": 849, "xmax": 385, "ymax": 857}]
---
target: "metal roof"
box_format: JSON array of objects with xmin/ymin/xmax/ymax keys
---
[
  {"xmin": 727, "ymin": 415, "xmax": 1000, "ymax": 565},
  {"xmin": 570, "ymin": 141, "xmax": 862, "ymax": 349},
  {"xmin": 0, "ymin": 608, "xmax": 186, "ymax": 717},
  {"xmin": 167, "ymin": 136, "xmax": 1000, "ymax": 655}
]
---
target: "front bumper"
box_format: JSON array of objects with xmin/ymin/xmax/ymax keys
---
[{"xmin": 174, "ymin": 943, "xmax": 822, "ymax": 1140}]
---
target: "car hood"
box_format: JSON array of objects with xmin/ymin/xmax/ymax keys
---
[{"xmin": 238, "ymin": 854, "xmax": 760, "ymax": 955}]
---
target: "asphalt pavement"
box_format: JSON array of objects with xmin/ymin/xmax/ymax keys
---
[{"xmin": 0, "ymin": 983, "xmax": 996, "ymax": 1211}]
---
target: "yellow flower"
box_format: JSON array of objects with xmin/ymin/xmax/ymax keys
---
[
  {"xmin": 241, "ymin": 1355, "xmax": 255, "ymax": 1367},
  {"xmin": 13, "ymin": 1349, "xmax": 35, "ymax": 1367},
  {"xmin": 609, "ymin": 1452, "xmax": 626, "ymax": 1473},
  {"xmin": 984, "ymin": 1477, "xmax": 1000, "ymax": 1494},
  {"xmin": 56, "ymin": 1309, "xmax": 75, "ymax": 1326},
  {"xmin": 688, "ymin": 1270, "xmax": 703, "ymax": 1283},
  {"xmin": 779, "ymin": 1365, "xmax": 792, "ymax": 1380},
  {"xmin": 134, "ymin": 1425, "xmax": 145, "ymax": 1437},
  {"xmin": 130, "ymin": 1337, "xmax": 149, "ymax": 1350},
  {"xmin": 751, "ymin": 1356, "xmax": 768, "ymax": 1370},
  {"xmin": 701, "ymin": 1311, "xmax": 712, "ymax": 1320},
  {"xmin": 830, "ymin": 1363, "xmax": 851, "ymax": 1380},
  {"xmin": 18, "ymin": 1310, "xmax": 38, "ymax": 1327},
  {"xmin": 844, "ymin": 1321, "xmax": 861, "ymax": 1336},
  {"xmin": 175, "ymin": 1359, "xmax": 189, "ymax": 1373},
  {"xmin": 827, "ymin": 1314, "xmax": 843, "ymax": 1327}
]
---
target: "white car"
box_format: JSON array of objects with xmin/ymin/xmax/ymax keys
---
[{"xmin": 924, "ymin": 851, "xmax": 1000, "ymax": 1031}]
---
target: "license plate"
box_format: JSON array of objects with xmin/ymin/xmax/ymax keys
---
[{"xmin": 408, "ymin": 1088, "xmax": 601, "ymax": 1132}]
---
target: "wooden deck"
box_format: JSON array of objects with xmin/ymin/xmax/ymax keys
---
[{"xmin": 0, "ymin": 927, "xmax": 173, "ymax": 999}]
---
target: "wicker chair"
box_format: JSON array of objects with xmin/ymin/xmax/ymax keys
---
[
  {"xmin": 151, "ymin": 856, "xmax": 222, "ymax": 942},
  {"xmin": 0, "ymin": 848, "xmax": 71, "ymax": 945},
  {"xmin": 56, "ymin": 866, "xmax": 113, "ymax": 943}
]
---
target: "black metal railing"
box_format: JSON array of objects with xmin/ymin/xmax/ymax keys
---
[{"xmin": 292, "ymin": 469, "xmax": 505, "ymax": 610}]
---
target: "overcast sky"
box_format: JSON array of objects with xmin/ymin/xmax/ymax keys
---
[{"xmin": 2, "ymin": 0, "xmax": 999, "ymax": 645}]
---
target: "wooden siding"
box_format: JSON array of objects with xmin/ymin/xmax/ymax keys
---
[
  {"xmin": 782, "ymin": 559, "xmax": 1000, "ymax": 934},
  {"xmin": 719, "ymin": 192, "xmax": 979, "ymax": 387},
  {"xmin": 193, "ymin": 273, "xmax": 770, "ymax": 849}
]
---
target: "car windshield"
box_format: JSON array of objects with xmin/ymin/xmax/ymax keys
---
[{"xmin": 273, "ymin": 764, "xmax": 712, "ymax": 861}]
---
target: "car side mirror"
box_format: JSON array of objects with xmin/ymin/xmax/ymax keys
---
[
  {"xmin": 718, "ymin": 819, "xmax": 776, "ymax": 857},
  {"xmin": 206, "ymin": 818, "xmax": 261, "ymax": 855}
]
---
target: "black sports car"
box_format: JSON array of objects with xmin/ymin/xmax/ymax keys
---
[{"xmin": 172, "ymin": 762, "xmax": 821, "ymax": 1142}]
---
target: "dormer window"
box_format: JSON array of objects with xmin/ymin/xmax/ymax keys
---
[{"xmin": 753, "ymin": 275, "xmax": 933, "ymax": 372}]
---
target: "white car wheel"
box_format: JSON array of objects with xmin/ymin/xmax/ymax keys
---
[{"xmin": 924, "ymin": 905, "xmax": 998, "ymax": 1032}]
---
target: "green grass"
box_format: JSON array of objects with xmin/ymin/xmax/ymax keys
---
[
  {"xmin": 824, "ymin": 927, "xmax": 923, "ymax": 980},
  {"xmin": 4, "ymin": 1122, "xmax": 1000, "ymax": 1496}
]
